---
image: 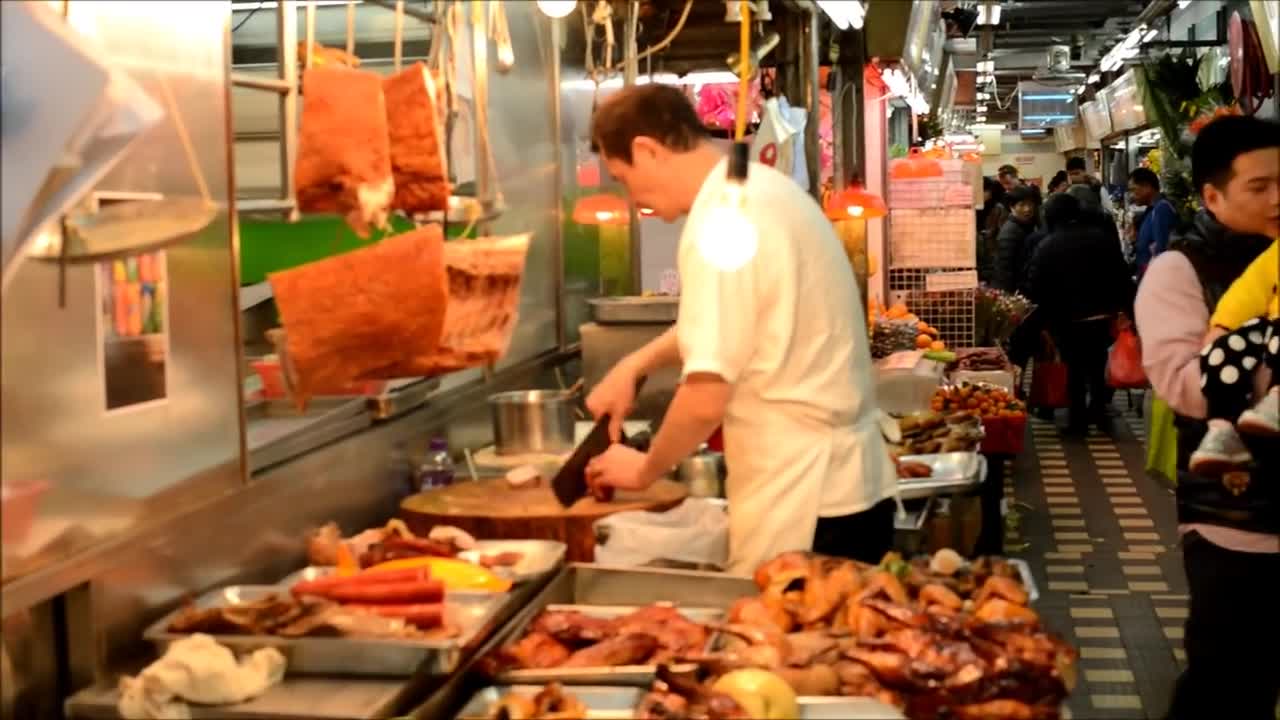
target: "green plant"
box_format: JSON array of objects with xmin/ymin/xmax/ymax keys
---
[{"xmin": 889, "ymin": 143, "xmax": 908, "ymax": 159}]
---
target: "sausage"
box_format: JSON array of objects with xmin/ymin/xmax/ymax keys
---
[
  {"xmin": 345, "ymin": 602, "xmax": 444, "ymax": 629},
  {"xmin": 319, "ymin": 579, "xmax": 445, "ymax": 604},
  {"xmin": 290, "ymin": 567, "xmax": 430, "ymax": 597}
]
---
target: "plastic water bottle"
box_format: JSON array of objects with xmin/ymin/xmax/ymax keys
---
[{"xmin": 416, "ymin": 437, "xmax": 456, "ymax": 491}]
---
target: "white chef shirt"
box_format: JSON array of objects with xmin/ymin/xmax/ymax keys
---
[{"xmin": 675, "ymin": 158, "xmax": 896, "ymax": 573}]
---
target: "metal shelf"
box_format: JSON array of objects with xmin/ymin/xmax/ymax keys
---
[{"xmin": 231, "ymin": 0, "xmax": 298, "ymax": 218}]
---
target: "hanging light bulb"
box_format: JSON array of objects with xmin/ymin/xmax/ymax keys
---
[
  {"xmin": 572, "ymin": 193, "xmax": 630, "ymax": 225},
  {"xmin": 825, "ymin": 177, "xmax": 888, "ymax": 221},
  {"xmin": 698, "ymin": 143, "xmax": 758, "ymax": 271},
  {"xmin": 536, "ymin": 0, "xmax": 577, "ymax": 18}
]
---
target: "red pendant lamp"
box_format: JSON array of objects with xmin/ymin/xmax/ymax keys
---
[
  {"xmin": 572, "ymin": 193, "xmax": 631, "ymax": 225},
  {"xmin": 824, "ymin": 177, "xmax": 887, "ymax": 221}
]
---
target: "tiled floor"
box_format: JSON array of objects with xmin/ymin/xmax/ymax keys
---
[{"xmin": 1002, "ymin": 394, "xmax": 1184, "ymax": 719}]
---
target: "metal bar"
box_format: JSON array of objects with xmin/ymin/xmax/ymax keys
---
[
  {"xmin": 832, "ymin": 66, "xmax": 844, "ymax": 191},
  {"xmin": 624, "ymin": 0, "xmax": 642, "ymax": 295},
  {"xmin": 224, "ymin": 6, "xmax": 250, "ymax": 494},
  {"xmin": 392, "ymin": 0, "xmax": 404, "ymax": 72},
  {"xmin": 470, "ymin": 1, "xmax": 492, "ymax": 231},
  {"xmin": 304, "ymin": 0, "xmax": 317, "ymax": 69},
  {"xmin": 278, "ymin": 1, "xmax": 299, "ymax": 219},
  {"xmin": 345, "ymin": 0, "xmax": 356, "ymax": 56},
  {"xmin": 366, "ymin": 0, "xmax": 435, "ymax": 24},
  {"xmin": 237, "ymin": 198, "xmax": 298, "ymax": 213},
  {"xmin": 550, "ymin": 15, "xmax": 567, "ymax": 350},
  {"xmin": 231, "ymin": 72, "xmax": 293, "ymax": 93},
  {"xmin": 803, "ymin": 7, "xmax": 821, "ymax": 199}
]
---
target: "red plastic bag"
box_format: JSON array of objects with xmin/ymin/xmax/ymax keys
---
[
  {"xmin": 1107, "ymin": 319, "xmax": 1148, "ymax": 389},
  {"xmin": 1030, "ymin": 361, "xmax": 1070, "ymax": 409}
]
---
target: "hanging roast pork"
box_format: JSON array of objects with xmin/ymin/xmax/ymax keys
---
[{"xmin": 383, "ymin": 62, "xmax": 451, "ymax": 214}]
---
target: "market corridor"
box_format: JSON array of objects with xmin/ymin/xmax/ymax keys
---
[{"xmin": 1006, "ymin": 398, "xmax": 1184, "ymax": 720}]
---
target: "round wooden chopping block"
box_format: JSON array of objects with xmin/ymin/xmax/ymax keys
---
[{"xmin": 398, "ymin": 478, "xmax": 689, "ymax": 562}]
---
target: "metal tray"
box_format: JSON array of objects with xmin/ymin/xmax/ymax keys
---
[
  {"xmin": 455, "ymin": 686, "xmax": 906, "ymax": 720},
  {"xmin": 1006, "ymin": 558, "xmax": 1040, "ymax": 604},
  {"xmin": 588, "ymin": 296, "xmax": 679, "ymax": 324},
  {"xmin": 897, "ymin": 453, "xmax": 985, "ymax": 500},
  {"xmin": 455, "ymin": 540, "xmax": 567, "ymax": 583},
  {"xmin": 495, "ymin": 603, "xmax": 725, "ymax": 686},
  {"xmin": 143, "ymin": 585, "xmax": 509, "ymax": 677}
]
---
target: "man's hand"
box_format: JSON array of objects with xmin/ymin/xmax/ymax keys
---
[
  {"xmin": 1202, "ymin": 325, "xmax": 1229, "ymax": 346},
  {"xmin": 585, "ymin": 444, "xmax": 655, "ymax": 493},
  {"xmin": 586, "ymin": 358, "xmax": 641, "ymax": 442}
]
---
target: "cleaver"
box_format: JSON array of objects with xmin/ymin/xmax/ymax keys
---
[{"xmin": 551, "ymin": 376, "xmax": 647, "ymax": 508}]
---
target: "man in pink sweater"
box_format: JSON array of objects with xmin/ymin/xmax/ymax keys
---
[{"xmin": 1134, "ymin": 115, "xmax": 1279, "ymax": 719}]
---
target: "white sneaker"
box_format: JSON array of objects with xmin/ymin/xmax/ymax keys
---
[
  {"xmin": 1238, "ymin": 387, "xmax": 1280, "ymax": 437},
  {"xmin": 1189, "ymin": 423, "xmax": 1253, "ymax": 475}
]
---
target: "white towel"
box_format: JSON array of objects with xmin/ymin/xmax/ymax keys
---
[{"xmin": 117, "ymin": 634, "xmax": 285, "ymax": 720}]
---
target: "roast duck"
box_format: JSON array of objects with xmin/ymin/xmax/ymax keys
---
[
  {"xmin": 639, "ymin": 550, "xmax": 1075, "ymax": 720},
  {"xmin": 489, "ymin": 604, "xmax": 711, "ymax": 672}
]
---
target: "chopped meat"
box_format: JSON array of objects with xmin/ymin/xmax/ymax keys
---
[
  {"xmin": 531, "ymin": 611, "xmax": 615, "ymax": 647},
  {"xmin": 479, "ymin": 551, "xmax": 524, "ymax": 568},
  {"xmin": 501, "ymin": 631, "xmax": 571, "ymax": 669},
  {"xmin": 167, "ymin": 594, "xmax": 304, "ymax": 636},
  {"xmin": 383, "ymin": 63, "xmax": 450, "ymax": 213},
  {"xmin": 268, "ymin": 226, "xmax": 447, "ymax": 409},
  {"xmin": 559, "ymin": 632, "xmax": 659, "ymax": 668},
  {"xmin": 610, "ymin": 605, "xmax": 709, "ymax": 663},
  {"xmin": 294, "ymin": 66, "xmax": 393, "ymax": 237}
]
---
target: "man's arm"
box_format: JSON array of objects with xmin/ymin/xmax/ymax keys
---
[
  {"xmin": 1149, "ymin": 201, "xmax": 1177, "ymax": 258},
  {"xmin": 621, "ymin": 326, "xmax": 682, "ymax": 376},
  {"xmin": 636, "ymin": 373, "xmax": 731, "ymax": 486},
  {"xmin": 1134, "ymin": 252, "xmax": 1211, "ymax": 418}
]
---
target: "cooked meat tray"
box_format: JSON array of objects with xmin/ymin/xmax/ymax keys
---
[{"xmin": 143, "ymin": 585, "xmax": 508, "ymax": 677}]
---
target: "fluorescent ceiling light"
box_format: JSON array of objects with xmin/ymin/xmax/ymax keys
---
[
  {"xmin": 1142, "ymin": 28, "xmax": 1159, "ymax": 42},
  {"xmin": 970, "ymin": 122, "xmax": 1007, "ymax": 130},
  {"xmin": 1020, "ymin": 128, "xmax": 1050, "ymax": 134},
  {"xmin": 976, "ymin": 103, "xmax": 988, "ymax": 111},
  {"xmin": 976, "ymin": 3, "xmax": 1002, "ymax": 26},
  {"xmin": 816, "ymin": 0, "xmax": 865, "ymax": 31},
  {"xmin": 561, "ymin": 71, "xmax": 740, "ymax": 91},
  {"xmin": 1023, "ymin": 93, "xmax": 1075, "ymax": 101},
  {"xmin": 1087, "ymin": 72, "xmax": 1101, "ymax": 83},
  {"xmin": 976, "ymin": 92, "xmax": 990, "ymax": 100},
  {"xmin": 976, "ymin": 60, "xmax": 995, "ymax": 74},
  {"xmin": 1177, "ymin": 0, "xmax": 1191, "ymax": 7}
]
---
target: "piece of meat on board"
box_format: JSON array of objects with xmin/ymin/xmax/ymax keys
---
[
  {"xmin": 360, "ymin": 233, "xmax": 531, "ymax": 378},
  {"xmin": 383, "ymin": 63, "xmax": 450, "ymax": 213},
  {"xmin": 295, "ymin": 66, "xmax": 394, "ymax": 237},
  {"xmin": 268, "ymin": 226, "xmax": 448, "ymax": 409}
]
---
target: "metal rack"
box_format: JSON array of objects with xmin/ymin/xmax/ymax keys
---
[{"xmin": 231, "ymin": 0, "xmax": 300, "ymax": 217}]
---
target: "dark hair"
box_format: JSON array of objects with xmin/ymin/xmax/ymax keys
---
[
  {"xmin": 1191, "ymin": 115, "xmax": 1280, "ymax": 193},
  {"xmin": 1065, "ymin": 156, "xmax": 1087, "ymax": 172},
  {"xmin": 1129, "ymin": 167, "xmax": 1160, "ymax": 190},
  {"xmin": 1008, "ymin": 185, "xmax": 1038, "ymax": 206},
  {"xmin": 590, "ymin": 85, "xmax": 710, "ymax": 164},
  {"xmin": 1048, "ymin": 170, "xmax": 1069, "ymax": 191},
  {"xmin": 1043, "ymin": 192, "xmax": 1082, "ymax": 231},
  {"xmin": 997, "ymin": 164, "xmax": 1018, "ymax": 177}
]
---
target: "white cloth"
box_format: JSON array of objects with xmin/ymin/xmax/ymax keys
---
[
  {"xmin": 117, "ymin": 634, "xmax": 286, "ymax": 720},
  {"xmin": 676, "ymin": 158, "xmax": 897, "ymax": 576}
]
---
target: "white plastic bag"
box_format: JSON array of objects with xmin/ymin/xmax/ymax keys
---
[
  {"xmin": 778, "ymin": 97, "xmax": 810, "ymax": 189},
  {"xmin": 593, "ymin": 498, "xmax": 728, "ymax": 568},
  {"xmin": 750, "ymin": 97, "xmax": 797, "ymax": 176}
]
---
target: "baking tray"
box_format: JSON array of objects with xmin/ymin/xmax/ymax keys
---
[
  {"xmin": 494, "ymin": 603, "xmax": 724, "ymax": 686},
  {"xmin": 456, "ymin": 540, "xmax": 567, "ymax": 583},
  {"xmin": 454, "ymin": 686, "xmax": 907, "ymax": 720},
  {"xmin": 897, "ymin": 452, "xmax": 985, "ymax": 500},
  {"xmin": 588, "ymin": 296, "xmax": 679, "ymax": 324},
  {"xmin": 143, "ymin": 585, "xmax": 509, "ymax": 677}
]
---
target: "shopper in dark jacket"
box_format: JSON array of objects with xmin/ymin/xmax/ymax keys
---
[
  {"xmin": 976, "ymin": 177, "xmax": 1010, "ymax": 284},
  {"xmin": 993, "ymin": 185, "xmax": 1041, "ymax": 293},
  {"xmin": 1026, "ymin": 193, "xmax": 1136, "ymax": 431}
]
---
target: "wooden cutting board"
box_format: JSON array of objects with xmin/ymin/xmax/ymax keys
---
[{"xmin": 398, "ymin": 478, "xmax": 688, "ymax": 562}]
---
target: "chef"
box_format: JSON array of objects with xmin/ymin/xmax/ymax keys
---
[{"xmin": 583, "ymin": 85, "xmax": 897, "ymax": 575}]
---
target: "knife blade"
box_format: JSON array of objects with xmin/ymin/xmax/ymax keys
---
[{"xmin": 550, "ymin": 376, "xmax": 647, "ymax": 508}]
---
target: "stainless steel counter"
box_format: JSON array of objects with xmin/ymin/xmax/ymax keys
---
[{"xmin": 66, "ymin": 677, "xmax": 410, "ymax": 720}]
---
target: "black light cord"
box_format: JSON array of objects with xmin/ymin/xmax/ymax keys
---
[{"xmin": 232, "ymin": 1, "xmax": 263, "ymax": 33}]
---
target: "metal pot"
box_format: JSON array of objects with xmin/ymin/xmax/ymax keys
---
[
  {"xmin": 676, "ymin": 445, "xmax": 726, "ymax": 498},
  {"xmin": 488, "ymin": 390, "xmax": 576, "ymax": 456}
]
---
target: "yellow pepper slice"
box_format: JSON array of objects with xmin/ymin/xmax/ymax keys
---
[{"xmin": 369, "ymin": 556, "xmax": 511, "ymax": 593}]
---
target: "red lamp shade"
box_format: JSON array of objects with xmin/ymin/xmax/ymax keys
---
[
  {"xmin": 824, "ymin": 182, "xmax": 887, "ymax": 221},
  {"xmin": 572, "ymin": 193, "xmax": 630, "ymax": 225}
]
